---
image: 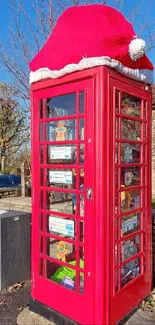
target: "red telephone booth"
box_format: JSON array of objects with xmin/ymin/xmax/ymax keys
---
[{"xmin": 30, "ymin": 5, "xmax": 153, "ymax": 325}]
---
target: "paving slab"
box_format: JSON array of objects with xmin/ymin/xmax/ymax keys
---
[
  {"xmin": 121, "ymin": 309, "xmax": 155, "ymax": 324},
  {"xmin": 0, "ymin": 196, "xmax": 31, "ymax": 212},
  {"xmin": 17, "ymin": 307, "xmax": 54, "ymax": 325},
  {"xmin": 16, "ymin": 306, "xmax": 155, "ymax": 325},
  {"xmin": 0, "ymin": 197, "xmax": 31, "ymax": 205}
]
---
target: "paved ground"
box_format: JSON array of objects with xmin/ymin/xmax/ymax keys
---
[
  {"xmin": 0, "ymin": 197, "xmax": 31, "ymax": 212},
  {"xmin": 0, "ymin": 203, "xmax": 155, "ymax": 324},
  {"xmin": 17, "ymin": 307, "xmax": 54, "ymax": 325},
  {"xmin": 0, "ymin": 280, "xmax": 30, "ymax": 325},
  {"xmin": 120, "ymin": 309, "xmax": 155, "ymax": 324},
  {"xmin": 17, "ymin": 306, "xmax": 155, "ymax": 325},
  {"xmin": 1, "ymin": 280, "xmax": 155, "ymax": 325},
  {"xmin": 0, "ymin": 196, "xmax": 72, "ymax": 213}
]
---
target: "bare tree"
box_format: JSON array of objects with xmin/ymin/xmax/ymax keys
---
[
  {"xmin": 0, "ymin": 82, "xmax": 29, "ymax": 173},
  {"xmin": 0, "ymin": 0, "xmax": 154, "ymax": 106},
  {"xmin": 153, "ymin": 85, "xmax": 155, "ymax": 110}
]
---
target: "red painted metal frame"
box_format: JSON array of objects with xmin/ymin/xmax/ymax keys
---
[
  {"xmin": 31, "ymin": 66, "xmax": 152, "ymax": 325},
  {"xmin": 109, "ymin": 75, "xmax": 152, "ymax": 325},
  {"xmin": 31, "ymin": 76, "xmax": 95, "ymax": 325}
]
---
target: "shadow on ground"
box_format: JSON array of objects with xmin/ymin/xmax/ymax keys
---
[
  {"xmin": 1, "ymin": 280, "xmax": 155, "ymax": 325},
  {"xmin": 0, "ymin": 280, "xmax": 30, "ymax": 325}
]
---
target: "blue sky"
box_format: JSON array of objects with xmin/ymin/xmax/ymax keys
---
[{"xmin": 0, "ymin": 0, "xmax": 155, "ymax": 81}]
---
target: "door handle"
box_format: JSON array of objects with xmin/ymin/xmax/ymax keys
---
[{"xmin": 87, "ymin": 188, "xmax": 92, "ymax": 200}]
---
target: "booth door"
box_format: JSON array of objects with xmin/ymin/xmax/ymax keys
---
[
  {"xmin": 109, "ymin": 79, "xmax": 152, "ymax": 324},
  {"xmin": 31, "ymin": 79, "xmax": 94, "ymax": 324}
]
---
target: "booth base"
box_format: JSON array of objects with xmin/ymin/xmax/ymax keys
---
[{"xmin": 29, "ymin": 298, "xmax": 79, "ymax": 325}]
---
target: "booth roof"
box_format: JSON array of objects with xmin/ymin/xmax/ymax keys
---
[{"xmin": 29, "ymin": 5, "xmax": 154, "ymax": 84}]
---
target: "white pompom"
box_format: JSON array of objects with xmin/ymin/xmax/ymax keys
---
[{"xmin": 129, "ymin": 37, "xmax": 146, "ymax": 61}]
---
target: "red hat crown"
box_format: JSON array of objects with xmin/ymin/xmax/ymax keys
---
[{"xmin": 30, "ymin": 5, "xmax": 153, "ymax": 83}]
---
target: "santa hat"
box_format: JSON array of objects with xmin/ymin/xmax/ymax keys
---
[{"xmin": 30, "ymin": 5, "xmax": 153, "ymax": 84}]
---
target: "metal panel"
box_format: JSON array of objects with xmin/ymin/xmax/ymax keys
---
[{"xmin": 0, "ymin": 210, "xmax": 30, "ymax": 290}]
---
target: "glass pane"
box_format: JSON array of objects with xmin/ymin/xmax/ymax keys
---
[
  {"xmin": 115, "ymin": 270, "xmax": 118, "ymax": 292},
  {"xmin": 116, "ymin": 117, "xmax": 119, "ymax": 139},
  {"xmin": 143, "ymin": 145, "xmax": 146, "ymax": 164},
  {"xmin": 79, "ymin": 273, "xmax": 84, "ymax": 294},
  {"xmin": 39, "ymin": 99, "xmax": 43, "ymax": 119},
  {"xmin": 46, "ymin": 237, "xmax": 76, "ymax": 265},
  {"xmin": 121, "ymin": 144, "xmax": 140, "ymax": 164},
  {"xmin": 115, "ymin": 218, "xmax": 118, "ymax": 241},
  {"xmin": 121, "ymin": 257, "xmax": 140, "ymax": 287},
  {"xmin": 143, "ymin": 232, "xmax": 146, "ymax": 251},
  {"xmin": 79, "ymin": 247, "xmax": 84, "ymax": 268},
  {"xmin": 121, "ymin": 213, "xmax": 140, "ymax": 237},
  {"xmin": 47, "ymin": 145, "xmax": 76, "ymax": 164},
  {"xmin": 39, "ymin": 123, "xmax": 43, "ymax": 142},
  {"xmin": 115, "ymin": 143, "xmax": 118, "ymax": 164},
  {"xmin": 143, "ymin": 101, "xmax": 147, "ymax": 120},
  {"xmin": 80, "ymin": 195, "xmax": 84, "ymax": 217},
  {"xmin": 46, "ymin": 93, "xmax": 76, "ymax": 118},
  {"xmin": 40, "ymin": 190, "xmax": 43, "ymax": 209},
  {"xmin": 121, "ymin": 235, "xmax": 140, "ymax": 262},
  {"xmin": 47, "ymin": 168, "xmax": 76, "ymax": 189},
  {"xmin": 40, "ymin": 168, "xmax": 44, "ymax": 186},
  {"xmin": 122, "ymin": 94, "xmax": 141, "ymax": 117},
  {"xmin": 79, "ymin": 92, "xmax": 84, "ymax": 113},
  {"xmin": 116, "ymin": 90, "xmax": 119, "ymax": 114},
  {"xmin": 115, "ymin": 194, "xmax": 119, "ymax": 215},
  {"xmin": 143, "ymin": 209, "xmax": 146, "ymax": 230},
  {"xmin": 143, "ymin": 187, "xmax": 147, "ymax": 207},
  {"xmin": 120, "ymin": 167, "xmax": 140, "ymax": 187},
  {"xmin": 46, "ymin": 120, "xmax": 76, "ymax": 141},
  {"xmin": 121, "ymin": 189, "xmax": 140, "ymax": 213},
  {"xmin": 40, "ymin": 145, "xmax": 44, "ymax": 164},
  {"xmin": 40, "ymin": 236, "xmax": 43, "ymax": 253},
  {"xmin": 80, "ymin": 144, "xmax": 84, "ymax": 165},
  {"xmin": 115, "ymin": 244, "xmax": 118, "ymax": 266},
  {"xmin": 46, "ymin": 260, "xmax": 76, "ymax": 291},
  {"xmin": 115, "ymin": 169, "xmax": 119, "ymax": 190},
  {"xmin": 39, "ymin": 259, "xmax": 43, "ymax": 276},
  {"xmin": 79, "ymin": 170, "xmax": 84, "ymax": 190},
  {"xmin": 40, "ymin": 213, "xmax": 43, "ymax": 231},
  {"xmin": 122, "ymin": 119, "xmax": 141, "ymax": 141},
  {"xmin": 46, "ymin": 191, "xmax": 76, "ymax": 215},
  {"xmin": 48, "ymin": 215, "xmax": 75, "ymax": 240},
  {"xmin": 80, "ymin": 119, "xmax": 84, "ymax": 140},
  {"xmin": 79, "ymin": 221, "xmax": 84, "ymax": 243},
  {"xmin": 143, "ymin": 123, "xmax": 147, "ymax": 140}
]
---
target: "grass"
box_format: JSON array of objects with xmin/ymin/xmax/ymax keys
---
[{"xmin": 152, "ymin": 199, "xmax": 155, "ymax": 209}]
